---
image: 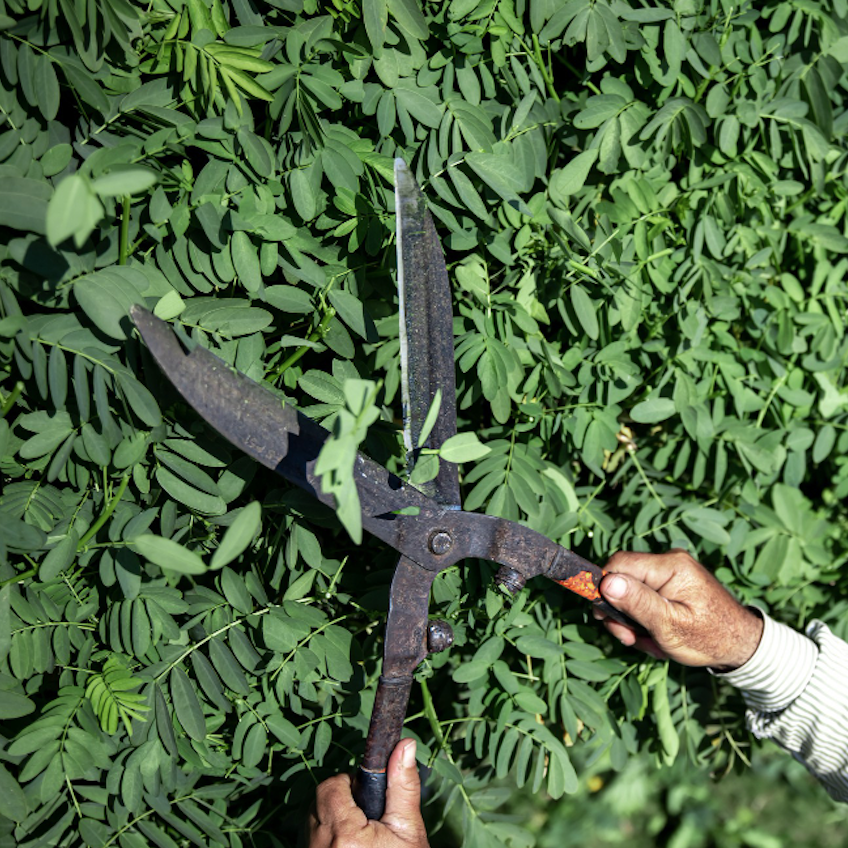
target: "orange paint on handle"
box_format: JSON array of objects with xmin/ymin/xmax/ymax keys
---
[{"xmin": 555, "ymin": 569, "xmax": 604, "ymax": 601}]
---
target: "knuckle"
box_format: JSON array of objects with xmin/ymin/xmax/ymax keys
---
[
  {"xmin": 606, "ymin": 550, "xmax": 630, "ymax": 569},
  {"xmin": 328, "ymin": 823, "xmax": 365, "ymax": 848},
  {"xmin": 317, "ymin": 774, "xmax": 348, "ymax": 800},
  {"xmin": 669, "ymin": 548, "xmax": 697, "ymax": 570}
]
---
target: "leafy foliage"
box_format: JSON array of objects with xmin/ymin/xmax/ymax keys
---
[{"xmin": 1, "ymin": 0, "xmax": 848, "ymax": 845}]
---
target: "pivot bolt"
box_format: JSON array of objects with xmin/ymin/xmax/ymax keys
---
[
  {"xmin": 495, "ymin": 566, "xmax": 526, "ymax": 596},
  {"xmin": 427, "ymin": 620, "xmax": 454, "ymax": 653},
  {"xmin": 428, "ymin": 531, "xmax": 453, "ymax": 555}
]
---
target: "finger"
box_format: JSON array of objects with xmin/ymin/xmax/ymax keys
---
[
  {"xmin": 307, "ymin": 804, "xmax": 320, "ymax": 835},
  {"xmin": 633, "ymin": 635, "xmax": 668, "ymax": 660},
  {"xmin": 315, "ymin": 774, "xmax": 362, "ymax": 826},
  {"xmin": 600, "ymin": 572, "xmax": 671, "ymax": 634},
  {"xmin": 604, "ymin": 550, "xmax": 684, "ymax": 592},
  {"xmin": 603, "ymin": 620, "xmax": 667, "ymax": 658},
  {"xmin": 382, "ymin": 739, "xmax": 426, "ymax": 838},
  {"xmin": 306, "ymin": 806, "xmax": 327, "ymax": 848},
  {"xmin": 602, "ymin": 617, "xmax": 639, "ymax": 646}
]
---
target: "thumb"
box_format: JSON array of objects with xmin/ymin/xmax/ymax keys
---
[
  {"xmin": 381, "ymin": 739, "xmax": 425, "ymax": 837},
  {"xmin": 601, "ymin": 572, "xmax": 669, "ymax": 633}
]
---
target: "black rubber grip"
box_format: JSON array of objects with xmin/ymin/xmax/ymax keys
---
[{"xmin": 352, "ymin": 768, "xmax": 387, "ymax": 820}]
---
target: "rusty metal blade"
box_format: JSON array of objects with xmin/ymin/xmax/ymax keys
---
[
  {"xmin": 395, "ymin": 159, "xmax": 460, "ymax": 507},
  {"xmin": 130, "ymin": 306, "xmax": 440, "ymax": 558}
]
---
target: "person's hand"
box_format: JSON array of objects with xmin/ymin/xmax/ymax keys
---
[
  {"xmin": 308, "ymin": 739, "xmax": 430, "ymax": 848},
  {"xmin": 594, "ymin": 549, "xmax": 764, "ymax": 671}
]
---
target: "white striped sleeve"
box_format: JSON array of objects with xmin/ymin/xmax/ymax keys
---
[{"xmin": 718, "ymin": 614, "xmax": 848, "ymax": 803}]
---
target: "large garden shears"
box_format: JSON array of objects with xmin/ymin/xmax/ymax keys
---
[{"xmin": 130, "ymin": 161, "xmax": 638, "ymax": 820}]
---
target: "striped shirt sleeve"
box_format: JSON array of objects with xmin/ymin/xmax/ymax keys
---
[{"xmin": 718, "ymin": 614, "xmax": 848, "ymax": 803}]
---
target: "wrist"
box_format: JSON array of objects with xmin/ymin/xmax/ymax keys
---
[{"xmin": 711, "ymin": 606, "xmax": 764, "ymax": 672}]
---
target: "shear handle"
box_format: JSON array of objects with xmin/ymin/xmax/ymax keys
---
[
  {"xmin": 352, "ymin": 676, "xmax": 414, "ymax": 820},
  {"xmin": 353, "ymin": 558, "xmax": 435, "ymax": 820},
  {"xmin": 544, "ymin": 546, "xmax": 648, "ymax": 636}
]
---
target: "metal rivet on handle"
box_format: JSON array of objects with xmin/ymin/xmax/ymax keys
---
[
  {"xmin": 427, "ymin": 619, "xmax": 454, "ymax": 653},
  {"xmin": 428, "ymin": 530, "xmax": 453, "ymax": 555},
  {"xmin": 495, "ymin": 566, "xmax": 527, "ymax": 596}
]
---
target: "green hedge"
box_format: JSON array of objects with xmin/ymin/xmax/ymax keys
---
[{"xmin": 2, "ymin": 0, "xmax": 848, "ymax": 845}]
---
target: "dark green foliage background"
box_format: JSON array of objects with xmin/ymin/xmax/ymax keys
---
[{"xmin": 2, "ymin": 0, "xmax": 848, "ymax": 845}]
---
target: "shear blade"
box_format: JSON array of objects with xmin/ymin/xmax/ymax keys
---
[{"xmin": 395, "ymin": 159, "xmax": 461, "ymax": 507}]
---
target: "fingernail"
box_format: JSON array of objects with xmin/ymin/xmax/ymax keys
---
[
  {"xmin": 604, "ymin": 575, "xmax": 627, "ymax": 599},
  {"xmin": 402, "ymin": 739, "xmax": 416, "ymax": 768}
]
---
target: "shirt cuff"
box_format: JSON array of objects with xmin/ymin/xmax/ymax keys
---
[{"xmin": 716, "ymin": 611, "xmax": 819, "ymax": 712}]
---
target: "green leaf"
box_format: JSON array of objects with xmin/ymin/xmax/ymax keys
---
[
  {"xmin": 39, "ymin": 530, "xmax": 78, "ymax": 581},
  {"xmin": 117, "ymin": 372, "xmax": 162, "ymax": 426},
  {"xmin": 465, "ymin": 152, "xmax": 532, "ymax": 215},
  {"xmin": 388, "ymin": 0, "xmax": 428, "ymax": 39},
  {"xmin": 571, "ymin": 285, "xmax": 599, "ymax": 339},
  {"xmin": 265, "ymin": 285, "xmax": 313, "ymax": 314},
  {"xmin": 630, "ymin": 397, "xmax": 676, "ymax": 424},
  {"xmin": 132, "ymin": 534, "xmax": 207, "ymax": 575},
  {"xmin": 439, "ymin": 432, "xmax": 491, "ymax": 462},
  {"xmin": 156, "ymin": 468, "xmax": 226, "ymax": 514},
  {"xmin": 242, "ymin": 722, "xmax": 268, "ymax": 767},
  {"xmin": 237, "ymin": 128, "xmax": 273, "ymax": 177},
  {"xmin": 574, "ymin": 94, "xmax": 627, "ymax": 129},
  {"xmin": 328, "ymin": 290, "xmax": 370, "ymax": 339},
  {"xmin": 515, "ymin": 635, "xmax": 561, "ymax": 659},
  {"xmin": 0, "ymin": 764, "xmax": 29, "ymax": 822},
  {"xmin": 73, "ymin": 270, "xmax": 144, "ymax": 340},
  {"xmin": 91, "ymin": 166, "xmax": 159, "ymax": 197},
  {"xmin": 231, "ymin": 231, "xmax": 262, "ymax": 292},
  {"xmin": 289, "ymin": 167, "xmax": 318, "ymax": 221},
  {"xmin": 170, "ymin": 667, "xmax": 206, "ymax": 741},
  {"xmin": 0, "ymin": 689, "xmax": 36, "ymax": 719},
  {"xmin": 46, "ymin": 174, "xmax": 101, "ymax": 246},
  {"xmin": 0, "ymin": 176, "xmax": 52, "ymax": 235},
  {"xmin": 652, "ymin": 669, "xmax": 679, "ymax": 764},
  {"xmin": 35, "ymin": 55, "xmax": 60, "ymax": 121},
  {"xmin": 549, "ymin": 149, "xmax": 598, "ymax": 201},
  {"xmin": 417, "ymin": 388, "xmax": 442, "ymax": 448},
  {"xmin": 267, "ymin": 713, "xmax": 301, "ymax": 748},
  {"xmin": 60, "ymin": 61, "xmax": 110, "ymax": 114},
  {"xmin": 394, "ymin": 82, "xmax": 444, "ymax": 129},
  {"xmin": 220, "ymin": 566, "xmax": 253, "ymax": 613},
  {"xmin": 813, "ymin": 424, "xmax": 836, "ymax": 463},
  {"xmin": 154, "ymin": 290, "xmax": 186, "ymax": 320},
  {"xmin": 452, "ymin": 660, "xmax": 489, "ymax": 683},
  {"xmin": 211, "ymin": 502, "xmax": 261, "ymax": 569},
  {"xmin": 79, "ymin": 818, "xmax": 112, "ymax": 848},
  {"xmin": 363, "ymin": 0, "xmax": 388, "ymax": 53}
]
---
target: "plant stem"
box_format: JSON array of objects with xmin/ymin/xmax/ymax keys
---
[
  {"xmin": 0, "ymin": 568, "xmax": 36, "ymax": 587},
  {"xmin": 119, "ymin": 196, "xmax": 131, "ymax": 265},
  {"xmin": 0, "ymin": 381, "xmax": 23, "ymax": 417},
  {"xmin": 270, "ymin": 306, "xmax": 336, "ymax": 380},
  {"xmin": 532, "ymin": 34, "xmax": 560, "ymax": 102},
  {"xmin": 77, "ymin": 475, "xmax": 130, "ymax": 550},
  {"xmin": 630, "ymin": 451, "xmax": 665, "ymax": 508},
  {"xmin": 420, "ymin": 678, "xmax": 446, "ymax": 750}
]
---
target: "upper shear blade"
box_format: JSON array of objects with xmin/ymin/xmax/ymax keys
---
[{"xmin": 395, "ymin": 160, "xmax": 461, "ymax": 507}]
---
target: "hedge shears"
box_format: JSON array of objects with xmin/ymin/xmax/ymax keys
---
[{"xmin": 130, "ymin": 160, "xmax": 638, "ymax": 820}]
